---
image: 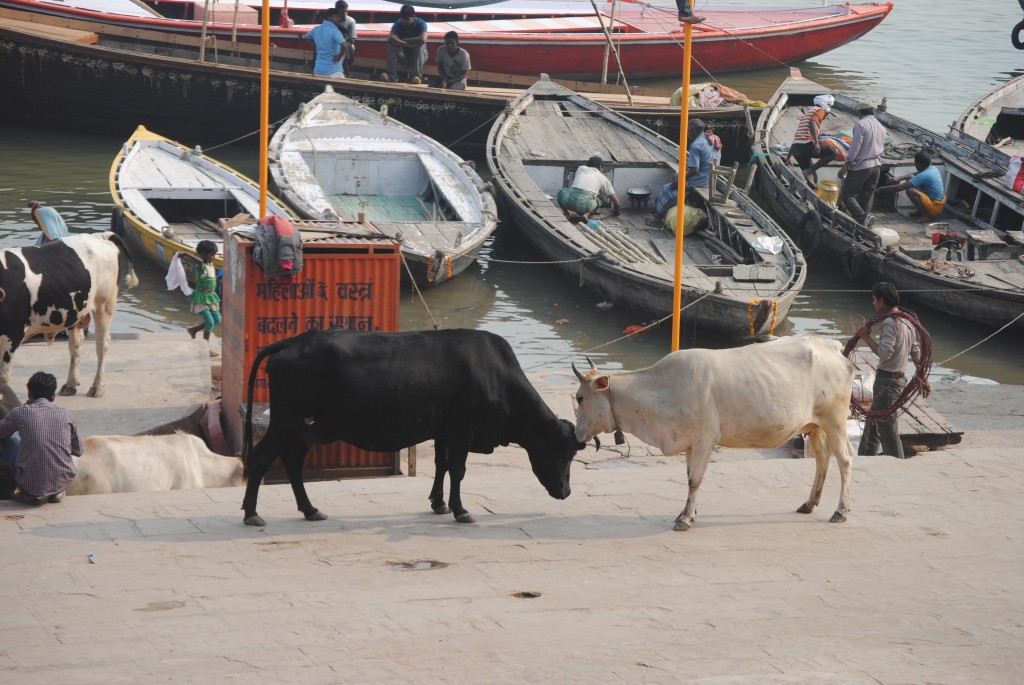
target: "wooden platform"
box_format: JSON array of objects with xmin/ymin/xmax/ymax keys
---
[{"xmin": 852, "ymin": 357, "xmax": 964, "ymax": 453}]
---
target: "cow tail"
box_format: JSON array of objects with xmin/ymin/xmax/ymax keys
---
[
  {"xmin": 106, "ymin": 217, "xmax": 140, "ymax": 290},
  {"xmin": 243, "ymin": 336, "xmax": 294, "ymax": 473}
]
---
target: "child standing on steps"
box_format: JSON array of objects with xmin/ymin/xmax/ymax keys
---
[{"xmin": 181, "ymin": 240, "xmax": 221, "ymax": 345}]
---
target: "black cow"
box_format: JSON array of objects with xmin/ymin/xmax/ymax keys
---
[
  {"xmin": 0, "ymin": 226, "xmax": 138, "ymax": 398},
  {"xmin": 242, "ymin": 328, "xmax": 585, "ymax": 527}
]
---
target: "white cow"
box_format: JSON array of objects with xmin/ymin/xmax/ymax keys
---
[
  {"xmin": 67, "ymin": 434, "xmax": 244, "ymax": 495},
  {"xmin": 572, "ymin": 335, "xmax": 855, "ymax": 531}
]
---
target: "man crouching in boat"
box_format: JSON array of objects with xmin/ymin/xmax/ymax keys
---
[
  {"xmin": 873, "ymin": 151, "xmax": 946, "ymax": 223},
  {"xmin": 556, "ymin": 155, "xmax": 622, "ymax": 223}
]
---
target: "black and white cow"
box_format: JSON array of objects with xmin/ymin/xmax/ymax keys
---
[
  {"xmin": 0, "ymin": 228, "xmax": 139, "ymax": 398},
  {"xmin": 242, "ymin": 328, "xmax": 586, "ymax": 527}
]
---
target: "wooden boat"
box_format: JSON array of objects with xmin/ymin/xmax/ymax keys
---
[
  {"xmin": 0, "ymin": 9, "xmax": 749, "ymax": 152},
  {"xmin": 751, "ymin": 71, "xmax": 1024, "ymax": 331},
  {"xmin": 268, "ymin": 85, "xmax": 498, "ymax": 287},
  {"xmin": 951, "ymin": 74, "xmax": 1024, "ymax": 160},
  {"xmin": 0, "ymin": 0, "xmax": 893, "ymax": 79},
  {"xmin": 486, "ymin": 77, "xmax": 806, "ymax": 338},
  {"xmin": 109, "ymin": 125, "xmax": 295, "ymax": 276}
]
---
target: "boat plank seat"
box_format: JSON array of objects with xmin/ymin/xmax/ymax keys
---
[
  {"xmin": 123, "ymin": 153, "xmax": 244, "ymax": 192},
  {"xmin": 417, "ymin": 153, "xmax": 478, "ymax": 222},
  {"xmin": 285, "ymin": 138, "xmax": 422, "ymax": 155},
  {"xmin": 965, "ymin": 228, "xmax": 1024, "ymax": 260},
  {"xmin": 732, "ymin": 265, "xmax": 778, "ymax": 282}
]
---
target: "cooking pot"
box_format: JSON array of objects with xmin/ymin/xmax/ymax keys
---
[{"xmin": 627, "ymin": 185, "xmax": 652, "ymax": 201}]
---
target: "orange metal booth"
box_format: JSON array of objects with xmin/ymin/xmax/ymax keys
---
[{"xmin": 221, "ymin": 228, "xmax": 403, "ymax": 481}]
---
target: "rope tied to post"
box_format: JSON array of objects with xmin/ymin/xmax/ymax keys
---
[{"xmin": 843, "ymin": 309, "xmax": 933, "ymax": 423}]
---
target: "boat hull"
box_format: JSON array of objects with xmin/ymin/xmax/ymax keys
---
[{"xmin": 0, "ymin": 0, "xmax": 893, "ymax": 79}]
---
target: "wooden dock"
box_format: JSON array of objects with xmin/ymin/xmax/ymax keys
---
[{"xmin": 852, "ymin": 357, "xmax": 963, "ymax": 454}]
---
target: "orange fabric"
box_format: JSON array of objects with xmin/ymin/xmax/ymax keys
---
[
  {"xmin": 819, "ymin": 137, "xmax": 848, "ymax": 161},
  {"xmin": 920, "ymin": 193, "xmax": 946, "ymax": 218}
]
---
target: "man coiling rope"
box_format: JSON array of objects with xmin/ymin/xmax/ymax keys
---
[{"xmin": 843, "ymin": 282, "xmax": 932, "ymax": 459}]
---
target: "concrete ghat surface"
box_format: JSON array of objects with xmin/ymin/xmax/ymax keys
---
[
  {"xmin": 7, "ymin": 332, "xmax": 212, "ymax": 436},
  {"xmin": 2, "ymin": 447, "xmax": 1022, "ymax": 684}
]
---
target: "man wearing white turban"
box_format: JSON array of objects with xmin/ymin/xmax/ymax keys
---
[{"xmin": 786, "ymin": 93, "xmax": 837, "ymax": 188}]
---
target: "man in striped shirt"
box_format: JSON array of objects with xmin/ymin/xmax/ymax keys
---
[
  {"xmin": 786, "ymin": 94, "xmax": 836, "ymax": 188},
  {"xmin": 0, "ymin": 371, "xmax": 80, "ymax": 504}
]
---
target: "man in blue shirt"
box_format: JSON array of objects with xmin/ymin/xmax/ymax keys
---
[
  {"xmin": 304, "ymin": 8, "xmax": 347, "ymax": 77},
  {"xmin": 384, "ymin": 4, "xmax": 428, "ymax": 84},
  {"xmin": 874, "ymin": 151, "xmax": 946, "ymax": 222},
  {"xmin": 685, "ymin": 118, "xmax": 716, "ymax": 192}
]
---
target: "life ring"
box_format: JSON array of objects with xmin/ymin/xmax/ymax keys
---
[
  {"xmin": 796, "ymin": 209, "xmax": 822, "ymax": 259},
  {"xmin": 842, "ymin": 245, "xmax": 867, "ymax": 281},
  {"xmin": 1013, "ymin": 20, "xmax": 1024, "ymax": 50}
]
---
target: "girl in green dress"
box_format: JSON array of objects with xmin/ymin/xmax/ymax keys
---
[{"xmin": 183, "ymin": 240, "xmax": 222, "ymax": 342}]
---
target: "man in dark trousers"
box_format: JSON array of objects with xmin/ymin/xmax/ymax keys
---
[
  {"xmin": 853, "ymin": 283, "xmax": 928, "ymax": 459},
  {"xmin": 0, "ymin": 371, "xmax": 81, "ymax": 504},
  {"xmin": 384, "ymin": 4, "xmax": 428, "ymax": 84}
]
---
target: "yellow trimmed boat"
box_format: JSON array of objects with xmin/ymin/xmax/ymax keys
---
[{"xmin": 109, "ymin": 125, "xmax": 296, "ymax": 278}]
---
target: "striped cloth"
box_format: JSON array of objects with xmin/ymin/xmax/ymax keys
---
[
  {"xmin": 0, "ymin": 399, "xmax": 80, "ymax": 497},
  {"xmin": 792, "ymin": 108, "xmax": 827, "ymax": 144}
]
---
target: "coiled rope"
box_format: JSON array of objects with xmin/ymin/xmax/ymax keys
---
[{"xmin": 842, "ymin": 309, "xmax": 932, "ymax": 423}]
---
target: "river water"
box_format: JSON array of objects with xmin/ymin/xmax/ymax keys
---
[{"xmin": 1, "ymin": 0, "xmax": 1022, "ymax": 384}]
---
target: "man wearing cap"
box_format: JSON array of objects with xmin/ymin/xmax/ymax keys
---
[
  {"xmin": 556, "ymin": 155, "xmax": 621, "ymax": 221},
  {"xmin": 839, "ymin": 105, "xmax": 886, "ymax": 227},
  {"xmin": 786, "ymin": 94, "xmax": 836, "ymax": 188}
]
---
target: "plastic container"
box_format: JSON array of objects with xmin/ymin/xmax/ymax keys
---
[
  {"xmin": 816, "ymin": 180, "xmax": 840, "ymax": 205},
  {"xmin": 872, "ymin": 226, "xmax": 899, "ymax": 248}
]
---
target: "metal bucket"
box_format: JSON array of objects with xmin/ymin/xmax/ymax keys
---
[{"xmin": 816, "ymin": 180, "xmax": 840, "ymax": 206}]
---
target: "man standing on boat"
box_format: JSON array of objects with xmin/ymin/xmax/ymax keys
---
[
  {"xmin": 556, "ymin": 155, "xmax": 621, "ymax": 221},
  {"xmin": 786, "ymin": 94, "xmax": 837, "ymax": 189},
  {"xmin": 853, "ymin": 282, "xmax": 927, "ymax": 459},
  {"xmin": 838, "ymin": 105, "xmax": 885, "ymax": 228},
  {"xmin": 676, "ymin": 0, "xmax": 705, "ymax": 24},
  {"xmin": 305, "ymin": 7, "xmax": 348, "ymax": 78},
  {"xmin": 334, "ymin": 1, "xmax": 358, "ymax": 67},
  {"xmin": 384, "ymin": 4, "xmax": 428, "ymax": 84},
  {"xmin": 873, "ymin": 151, "xmax": 946, "ymax": 222}
]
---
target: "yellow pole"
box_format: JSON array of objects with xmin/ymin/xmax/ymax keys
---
[
  {"xmin": 259, "ymin": 0, "xmax": 270, "ymax": 219},
  {"xmin": 671, "ymin": 22, "xmax": 693, "ymax": 352}
]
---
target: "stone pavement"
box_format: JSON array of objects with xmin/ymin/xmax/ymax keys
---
[
  {"xmin": 2, "ymin": 443, "xmax": 1022, "ymax": 684},
  {"xmin": 6, "ymin": 332, "xmax": 213, "ymax": 436}
]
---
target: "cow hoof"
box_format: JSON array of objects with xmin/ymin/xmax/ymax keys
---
[
  {"xmin": 431, "ymin": 503, "xmax": 451, "ymax": 515},
  {"xmin": 455, "ymin": 512, "xmax": 475, "ymax": 524},
  {"xmin": 829, "ymin": 511, "xmax": 847, "ymax": 524},
  {"xmin": 87, "ymin": 387, "xmax": 104, "ymax": 398},
  {"xmin": 244, "ymin": 515, "xmax": 267, "ymax": 527},
  {"xmin": 796, "ymin": 502, "xmax": 814, "ymax": 514},
  {"xmin": 672, "ymin": 519, "xmax": 692, "ymax": 532},
  {"xmin": 304, "ymin": 509, "xmax": 328, "ymax": 521},
  {"xmin": 58, "ymin": 385, "xmax": 77, "ymax": 396}
]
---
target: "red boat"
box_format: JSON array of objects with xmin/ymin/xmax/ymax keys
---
[{"xmin": 0, "ymin": 0, "xmax": 892, "ymax": 79}]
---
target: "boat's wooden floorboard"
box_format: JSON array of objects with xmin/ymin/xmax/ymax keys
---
[
  {"xmin": 498, "ymin": 91, "xmax": 798, "ymax": 305},
  {"xmin": 167, "ymin": 219, "xmax": 222, "ymax": 246}
]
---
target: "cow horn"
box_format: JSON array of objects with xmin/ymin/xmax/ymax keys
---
[
  {"xmin": 586, "ymin": 355, "xmax": 597, "ymax": 370},
  {"xmin": 593, "ymin": 435, "xmax": 601, "ymax": 451},
  {"xmin": 0, "ymin": 287, "xmax": 5, "ymax": 304},
  {"xmin": 571, "ymin": 361, "xmax": 584, "ymax": 381}
]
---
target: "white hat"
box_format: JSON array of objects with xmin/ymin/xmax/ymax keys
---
[{"xmin": 813, "ymin": 94, "xmax": 835, "ymax": 112}]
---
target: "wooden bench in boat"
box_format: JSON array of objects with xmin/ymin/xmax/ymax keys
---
[{"xmin": 965, "ymin": 229, "xmax": 1024, "ymax": 261}]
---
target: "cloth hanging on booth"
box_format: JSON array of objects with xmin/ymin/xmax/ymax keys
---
[{"xmin": 253, "ymin": 215, "xmax": 303, "ymax": 282}]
